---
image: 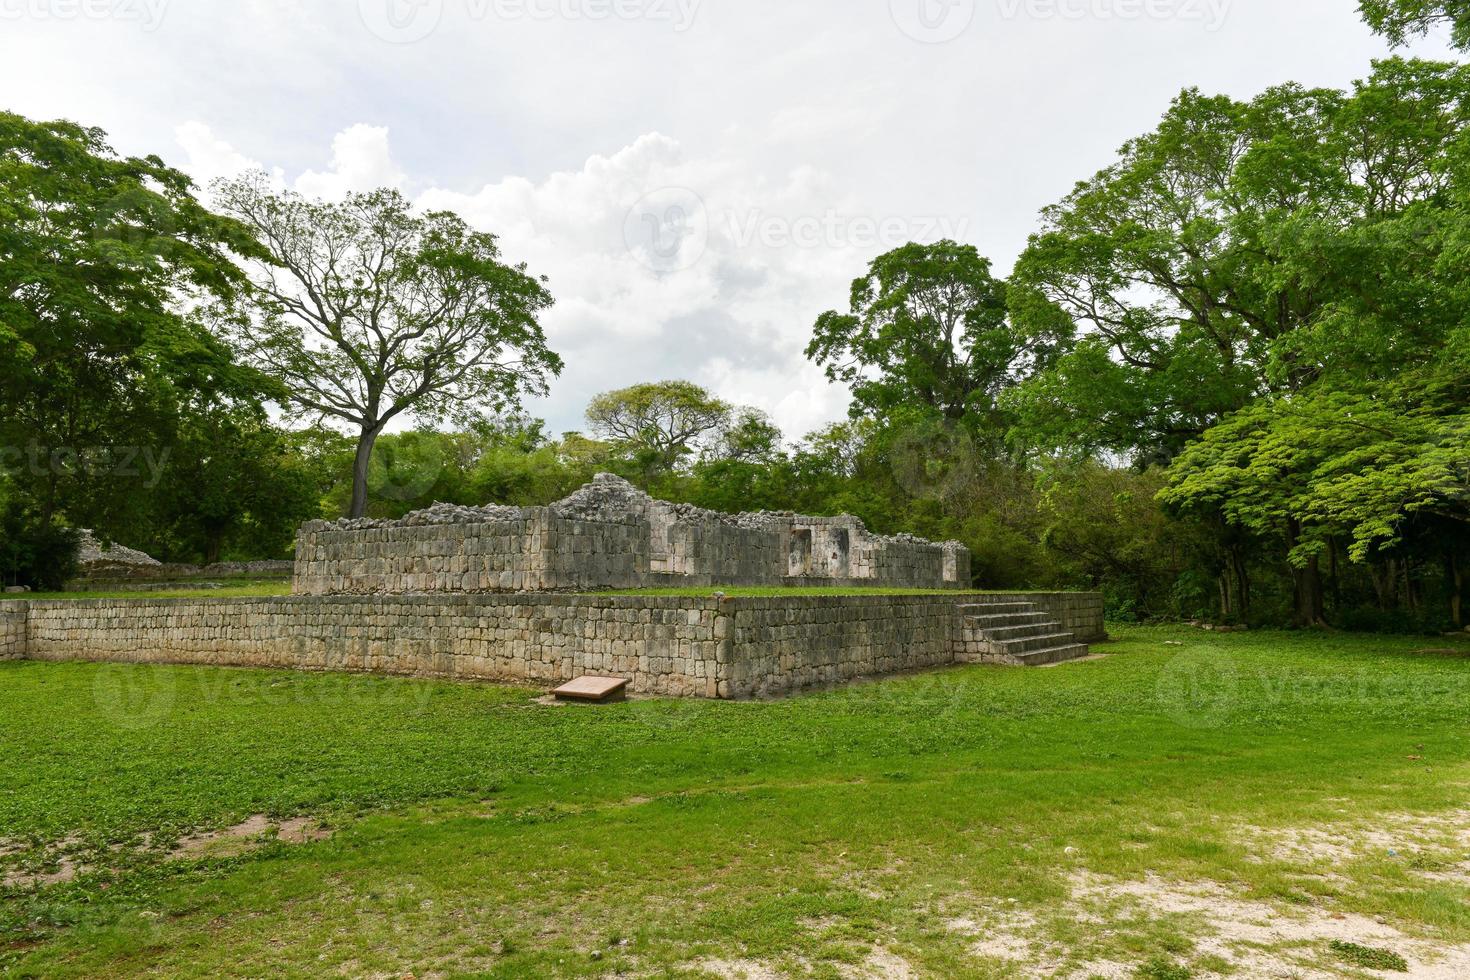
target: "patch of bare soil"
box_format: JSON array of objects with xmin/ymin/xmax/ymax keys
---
[
  {"xmin": 1285, "ymin": 808, "xmax": 1470, "ymax": 865},
  {"xmin": 0, "ymin": 836, "xmax": 88, "ymax": 890},
  {"xmin": 696, "ymin": 948, "xmax": 918, "ymax": 979},
  {"xmin": 1, "ymin": 816, "xmax": 335, "ymax": 889},
  {"xmin": 950, "ymin": 865, "xmax": 1470, "ymax": 978},
  {"xmin": 170, "ymin": 815, "xmax": 334, "ymax": 859}
]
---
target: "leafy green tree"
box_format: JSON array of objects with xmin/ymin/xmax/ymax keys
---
[
  {"xmin": 151, "ymin": 406, "xmax": 323, "ymax": 563},
  {"xmin": 213, "ymin": 175, "xmax": 562, "ymax": 518},
  {"xmin": 1009, "ymin": 60, "xmax": 1470, "ymax": 461},
  {"xmin": 1159, "ymin": 373, "xmax": 1469, "ymax": 627},
  {"xmin": 585, "ymin": 381, "xmax": 732, "ymax": 477},
  {"xmin": 0, "ymin": 110, "xmax": 271, "ymax": 570},
  {"xmin": 1011, "ymin": 59, "xmax": 1470, "ymax": 625},
  {"xmin": 1361, "ymin": 0, "xmax": 1470, "ymax": 49},
  {"xmin": 808, "ymin": 241, "xmax": 1052, "ymax": 443},
  {"xmin": 1036, "ymin": 463, "xmax": 1197, "ymax": 621}
]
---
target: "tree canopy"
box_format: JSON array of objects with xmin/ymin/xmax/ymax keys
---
[
  {"xmin": 213, "ymin": 175, "xmax": 562, "ymax": 517},
  {"xmin": 807, "ymin": 241, "xmax": 1054, "ymax": 442},
  {"xmin": 0, "ymin": 111, "xmax": 310, "ymax": 583},
  {"xmin": 1361, "ymin": 0, "xmax": 1470, "ymax": 49}
]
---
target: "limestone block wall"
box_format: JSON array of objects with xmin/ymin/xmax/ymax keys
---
[
  {"xmin": 22, "ymin": 596, "xmax": 725, "ymax": 698},
  {"xmin": 10, "ymin": 592, "xmax": 1105, "ymax": 698},
  {"xmin": 722, "ymin": 596, "xmax": 962, "ymax": 698},
  {"xmin": 0, "ymin": 601, "xmax": 26, "ymax": 660},
  {"xmin": 293, "ymin": 475, "xmax": 972, "ymax": 596}
]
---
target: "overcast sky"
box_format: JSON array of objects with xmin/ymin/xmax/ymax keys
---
[{"xmin": 0, "ymin": 0, "xmax": 1456, "ymax": 438}]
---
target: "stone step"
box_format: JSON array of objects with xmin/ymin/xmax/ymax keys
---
[
  {"xmin": 965, "ymin": 622, "xmax": 1065, "ymax": 643},
  {"xmin": 1010, "ymin": 643, "xmax": 1091, "ymax": 667},
  {"xmin": 962, "ymin": 611, "xmax": 1053, "ymax": 629},
  {"xmin": 957, "ymin": 602, "xmax": 1039, "ymax": 616},
  {"xmin": 993, "ymin": 632, "xmax": 1084, "ymax": 656}
]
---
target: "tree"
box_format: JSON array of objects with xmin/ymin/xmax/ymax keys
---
[
  {"xmin": 807, "ymin": 241, "xmax": 1051, "ymax": 442},
  {"xmin": 1009, "ymin": 60, "xmax": 1470, "ymax": 625},
  {"xmin": 1158, "ymin": 374, "xmax": 1470, "ymax": 627},
  {"xmin": 149, "ymin": 406, "xmax": 324, "ymax": 563},
  {"xmin": 213, "ymin": 175, "xmax": 562, "ymax": 518},
  {"xmin": 584, "ymin": 381, "xmax": 731, "ymax": 477},
  {"xmin": 710, "ymin": 408, "xmax": 784, "ymax": 464},
  {"xmin": 0, "ymin": 111, "xmax": 270, "ymax": 567},
  {"xmin": 1010, "ymin": 61, "xmax": 1470, "ymax": 460},
  {"xmin": 1361, "ymin": 0, "xmax": 1470, "ymax": 49}
]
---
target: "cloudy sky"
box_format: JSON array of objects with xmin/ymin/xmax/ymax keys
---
[{"xmin": 0, "ymin": 0, "xmax": 1455, "ymax": 437}]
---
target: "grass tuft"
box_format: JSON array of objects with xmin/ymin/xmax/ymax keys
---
[{"xmin": 1329, "ymin": 940, "xmax": 1410, "ymax": 972}]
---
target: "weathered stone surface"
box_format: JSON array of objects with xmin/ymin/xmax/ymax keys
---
[
  {"xmin": 77, "ymin": 529, "xmax": 161, "ymax": 568},
  {"xmin": 4, "ymin": 592, "xmax": 1105, "ymax": 698},
  {"xmin": 0, "ymin": 601, "xmax": 26, "ymax": 661},
  {"xmin": 293, "ymin": 474, "xmax": 972, "ymax": 596}
]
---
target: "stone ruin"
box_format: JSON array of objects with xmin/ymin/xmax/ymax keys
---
[{"xmin": 294, "ymin": 474, "xmax": 972, "ymax": 596}]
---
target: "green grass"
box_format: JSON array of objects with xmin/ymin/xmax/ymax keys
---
[
  {"xmin": 1329, "ymin": 940, "xmax": 1410, "ymax": 972},
  {"xmin": 600, "ymin": 586, "xmax": 991, "ymax": 597},
  {"xmin": 2, "ymin": 626, "xmax": 1470, "ymax": 977},
  {"xmin": 19, "ymin": 579, "xmax": 292, "ymax": 600}
]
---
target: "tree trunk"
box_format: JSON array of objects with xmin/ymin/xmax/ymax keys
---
[
  {"xmin": 1451, "ymin": 553, "xmax": 1464, "ymax": 629},
  {"xmin": 1286, "ymin": 520, "xmax": 1327, "ymax": 628},
  {"xmin": 1231, "ymin": 547, "xmax": 1251, "ymax": 616},
  {"xmin": 349, "ymin": 423, "xmax": 384, "ymax": 519}
]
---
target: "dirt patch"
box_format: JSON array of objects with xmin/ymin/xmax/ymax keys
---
[
  {"xmin": 951, "ymin": 869, "xmax": 1470, "ymax": 978},
  {"xmin": 171, "ymin": 815, "xmax": 334, "ymax": 859},
  {"xmin": 2, "ymin": 816, "xmax": 335, "ymax": 889},
  {"xmin": 1248, "ymin": 808, "xmax": 1470, "ymax": 865},
  {"xmin": 0, "ymin": 836, "xmax": 88, "ymax": 890},
  {"xmin": 276, "ymin": 817, "xmax": 334, "ymax": 845},
  {"xmin": 697, "ymin": 948, "xmax": 917, "ymax": 980},
  {"xmin": 698, "ymin": 959, "xmax": 788, "ymax": 979}
]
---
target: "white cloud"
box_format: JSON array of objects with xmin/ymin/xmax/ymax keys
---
[
  {"xmin": 174, "ymin": 121, "xmax": 265, "ymax": 188},
  {"xmin": 181, "ymin": 123, "xmax": 876, "ymax": 438},
  {"xmin": 76, "ymin": 0, "xmax": 1450, "ymax": 442},
  {"xmin": 294, "ymin": 124, "xmax": 406, "ymax": 200}
]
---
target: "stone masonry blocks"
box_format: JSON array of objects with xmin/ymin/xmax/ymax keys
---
[{"xmin": 5, "ymin": 593, "xmax": 1104, "ymax": 699}]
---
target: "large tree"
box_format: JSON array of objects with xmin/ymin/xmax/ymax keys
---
[
  {"xmin": 584, "ymin": 381, "xmax": 732, "ymax": 477},
  {"xmin": 0, "ymin": 111, "xmax": 271, "ymax": 580},
  {"xmin": 1010, "ymin": 58, "xmax": 1470, "ymax": 625},
  {"xmin": 807, "ymin": 241, "xmax": 1052, "ymax": 441},
  {"xmin": 214, "ymin": 175, "xmax": 562, "ymax": 517}
]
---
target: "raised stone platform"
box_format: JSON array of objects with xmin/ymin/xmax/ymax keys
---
[{"xmin": 0, "ymin": 592, "xmax": 1104, "ymax": 699}]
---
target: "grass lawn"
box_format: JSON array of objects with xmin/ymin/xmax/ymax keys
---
[
  {"xmin": 21, "ymin": 579, "xmax": 292, "ymax": 601},
  {"xmin": 3, "ymin": 626, "xmax": 1470, "ymax": 977},
  {"xmin": 602, "ymin": 587, "xmax": 993, "ymax": 597}
]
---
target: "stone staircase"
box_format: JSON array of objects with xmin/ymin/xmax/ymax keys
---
[{"xmin": 956, "ymin": 597, "xmax": 1091, "ymax": 667}]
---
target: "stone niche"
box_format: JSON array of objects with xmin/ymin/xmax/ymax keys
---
[{"xmin": 294, "ymin": 474, "xmax": 972, "ymax": 596}]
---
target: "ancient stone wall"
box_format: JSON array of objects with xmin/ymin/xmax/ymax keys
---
[
  {"xmin": 723, "ymin": 596, "xmax": 961, "ymax": 698},
  {"xmin": 293, "ymin": 475, "xmax": 972, "ymax": 596},
  {"xmin": 0, "ymin": 601, "xmax": 26, "ymax": 660},
  {"xmin": 9, "ymin": 592, "xmax": 1104, "ymax": 698},
  {"xmin": 22, "ymin": 596, "xmax": 724, "ymax": 698}
]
